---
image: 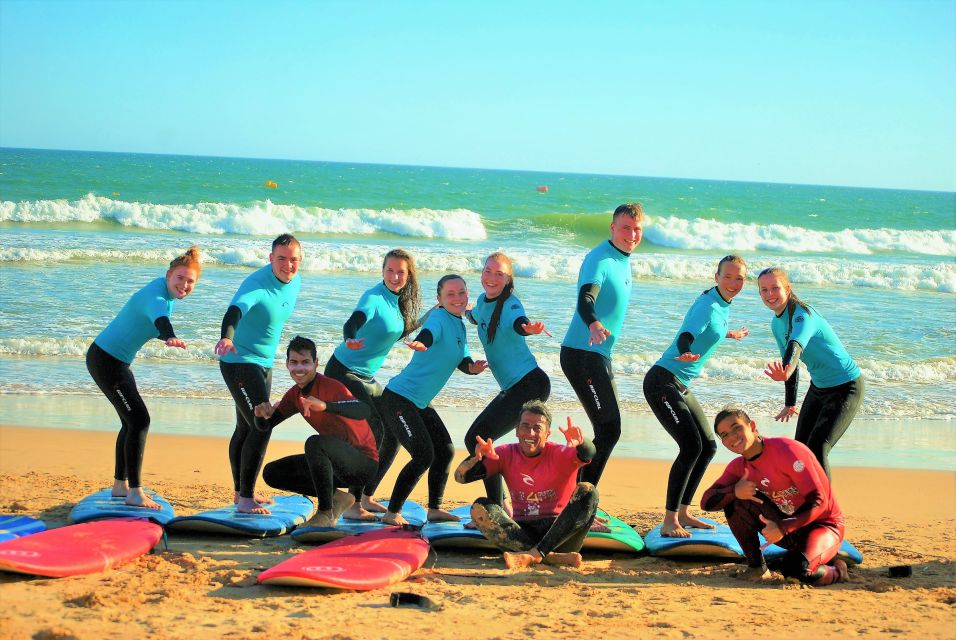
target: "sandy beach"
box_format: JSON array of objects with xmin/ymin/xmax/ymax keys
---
[{"xmin": 0, "ymin": 423, "xmax": 954, "ymax": 640}]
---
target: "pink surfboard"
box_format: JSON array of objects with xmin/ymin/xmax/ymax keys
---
[
  {"xmin": 259, "ymin": 526, "xmax": 430, "ymax": 590},
  {"xmin": 0, "ymin": 518, "xmax": 163, "ymax": 578}
]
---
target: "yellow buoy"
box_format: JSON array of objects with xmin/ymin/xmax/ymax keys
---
[{"xmin": 264, "ymin": 181, "xmax": 278, "ymax": 189}]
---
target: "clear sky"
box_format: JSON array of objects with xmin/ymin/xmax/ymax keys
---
[{"xmin": 1, "ymin": 0, "xmax": 954, "ymax": 191}]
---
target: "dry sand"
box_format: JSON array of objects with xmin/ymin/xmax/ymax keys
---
[{"xmin": 0, "ymin": 425, "xmax": 953, "ymax": 640}]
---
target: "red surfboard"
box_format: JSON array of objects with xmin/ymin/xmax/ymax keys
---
[
  {"xmin": 0, "ymin": 518, "xmax": 163, "ymax": 578},
  {"xmin": 259, "ymin": 526, "xmax": 430, "ymax": 590}
]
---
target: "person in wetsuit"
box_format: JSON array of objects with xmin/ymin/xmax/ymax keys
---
[
  {"xmin": 255, "ymin": 336, "xmax": 379, "ymax": 528},
  {"xmin": 454, "ymin": 400, "xmax": 598, "ymax": 569},
  {"xmin": 757, "ymin": 267, "xmax": 863, "ymax": 478},
  {"xmin": 86, "ymin": 246, "xmax": 201, "ymax": 510},
  {"xmin": 560, "ymin": 202, "xmax": 643, "ymax": 487},
  {"xmin": 643, "ymin": 255, "xmax": 750, "ymax": 537},
  {"xmin": 379, "ymin": 274, "xmax": 488, "ymax": 526},
  {"xmin": 215, "ymin": 234, "xmax": 302, "ymax": 514},
  {"xmin": 324, "ymin": 248, "xmax": 422, "ymax": 521},
  {"xmin": 463, "ymin": 252, "xmax": 551, "ymax": 506},
  {"xmin": 701, "ymin": 406, "xmax": 848, "ymax": 586}
]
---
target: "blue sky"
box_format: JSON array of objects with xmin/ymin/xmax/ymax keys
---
[{"xmin": 1, "ymin": 0, "xmax": 953, "ymax": 191}]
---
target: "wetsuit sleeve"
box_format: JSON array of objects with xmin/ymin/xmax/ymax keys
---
[
  {"xmin": 512, "ymin": 316, "xmax": 532, "ymax": 336},
  {"xmin": 254, "ymin": 389, "xmax": 294, "ymax": 432},
  {"xmin": 413, "ymin": 328, "xmax": 434, "ymax": 349},
  {"xmin": 324, "ymin": 399, "xmax": 371, "ymax": 420},
  {"xmin": 788, "ymin": 308, "xmax": 819, "ymax": 349},
  {"xmin": 342, "ymin": 310, "xmax": 368, "ymax": 340},
  {"xmin": 319, "ymin": 377, "xmax": 373, "ymax": 419},
  {"xmin": 676, "ymin": 331, "xmax": 694, "ymax": 354},
  {"xmin": 576, "ymin": 439, "xmax": 596, "ymax": 463},
  {"xmin": 154, "ymin": 317, "xmax": 176, "ymax": 341},
  {"xmin": 220, "ymin": 305, "xmax": 242, "ymax": 340},
  {"xmin": 576, "ymin": 283, "xmax": 601, "ymax": 327},
  {"xmin": 464, "ymin": 309, "xmax": 477, "ymax": 325},
  {"xmin": 701, "ymin": 460, "xmax": 744, "ymax": 511},
  {"xmin": 777, "ymin": 444, "xmax": 832, "ymax": 535},
  {"xmin": 457, "ymin": 357, "xmax": 477, "ymax": 374},
  {"xmin": 459, "ymin": 457, "xmax": 489, "ymax": 483}
]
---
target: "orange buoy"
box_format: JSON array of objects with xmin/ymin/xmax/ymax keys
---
[
  {"xmin": 536, "ymin": 185, "xmax": 549, "ymax": 193},
  {"xmin": 264, "ymin": 181, "xmax": 278, "ymax": 189}
]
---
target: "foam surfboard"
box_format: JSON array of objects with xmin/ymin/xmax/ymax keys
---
[
  {"xmin": 644, "ymin": 518, "xmax": 744, "ymax": 559},
  {"xmin": 69, "ymin": 488, "xmax": 176, "ymax": 526},
  {"xmin": 0, "ymin": 518, "xmax": 163, "ymax": 578},
  {"xmin": 260, "ymin": 526, "xmax": 430, "ymax": 590},
  {"xmin": 292, "ymin": 500, "xmax": 427, "ymax": 544},
  {"xmin": 421, "ymin": 504, "xmax": 496, "ymax": 550},
  {"xmin": 583, "ymin": 509, "xmax": 645, "ymax": 553},
  {"xmin": 165, "ymin": 495, "xmax": 315, "ymax": 537},
  {"xmin": 762, "ymin": 538, "xmax": 864, "ymax": 565},
  {"xmin": 0, "ymin": 515, "xmax": 46, "ymax": 543}
]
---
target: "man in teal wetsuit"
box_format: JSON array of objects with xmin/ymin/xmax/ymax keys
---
[
  {"xmin": 215, "ymin": 234, "xmax": 303, "ymax": 514},
  {"xmin": 560, "ymin": 203, "xmax": 643, "ymax": 487}
]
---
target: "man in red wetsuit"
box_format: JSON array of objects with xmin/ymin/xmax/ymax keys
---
[
  {"xmin": 454, "ymin": 400, "xmax": 598, "ymax": 569},
  {"xmin": 254, "ymin": 336, "xmax": 379, "ymax": 528},
  {"xmin": 701, "ymin": 406, "xmax": 848, "ymax": 585}
]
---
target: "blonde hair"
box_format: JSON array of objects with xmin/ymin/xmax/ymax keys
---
[
  {"xmin": 169, "ymin": 246, "xmax": 202, "ymax": 278},
  {"xmin": 484, "ymin": 252, "xmax": 515, "ymax": 343}
]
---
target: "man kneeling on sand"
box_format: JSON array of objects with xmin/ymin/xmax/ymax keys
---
[
  {"xmin": 454, "ymin": 400, "xmax": 598, "ymax": 569},
  {"xmin": 253, "ymin": 336, "xmax": 380, "ymax": 528},
  {"xmin": 701, "ymin": 405, "xmax": 848, "ymax": 586}
]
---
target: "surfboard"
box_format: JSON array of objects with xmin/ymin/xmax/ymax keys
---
[
  {"xmin": 259, "ymin": 526, "xmax": 430, "ymax": 590},
  {"xmin": 165, "ymin": 495, "xmax": 315, "ymax": 537},
  {"xmin": 0, "ymin": 515, "xmax": 46, "ymax": 543},
  {"xmin": 644, "ymin": 518, "xmax": 744, "ymax": 559},
  {"xmin": 762, "ymin": 537, "xmax": 864, "ymax": 565},
  {"xmin": 421, "ymin": 504, "xmax": 495, "ymax": 549},
  {"xmin": 583, "ymin": 509, "xmax": 645, "ymax": 553},
  {"xmin": 291, "ymin": 500, "xmax": 427, "ymax": 544},
  {"xmin": 68, "ymin": 488, "xmax": 176, "ymax": 526},
  {"xmin": 0, "ymin": 518, "xmax": 163, "ymax": 578}
]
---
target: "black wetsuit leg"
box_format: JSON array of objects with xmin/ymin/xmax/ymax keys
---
[
  {"xmin": 464, "ymin": 367, "xmax": 551, "ymax": 505},
  {"xmin": 323, "ymin": 355, "xmax": 399, "ymax": 500},
  {"xmin": 262, "ymin": 436, "xmax": 377, "ymax": 511},
  {"xmin": 380, "ymin": 389, "xmax": 455, "ymax": 512},
  {"xmin": 86, "ymin": 343, "xmax": 151, "ymax": 488},
  {"xmin": 642, "ymin": 365, "xmax": 717, "ymax": 512},
  {"xmin": 560, "ymin": 346, "xmax": 621, "ymax": 485},
  {"xmin": 794, "ymin": 377, "xmax": 864, "ymax": 479},
  {"xmin": 220, "ymin": 361, "xmax": 273, "ymax": 499}
]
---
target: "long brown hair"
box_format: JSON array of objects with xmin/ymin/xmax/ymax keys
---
[
  {"xmin": 383, "ymin": 248, "xmax": 421, "ymax": 338},
  {"xmin": 483, "ymin": 252, "xmax": 514, "ymax": 343}
]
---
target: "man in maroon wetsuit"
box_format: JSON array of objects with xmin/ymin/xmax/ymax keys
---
[{"xmin": 701, "ymin": 406, "xmax": 848, "ymax": 585}]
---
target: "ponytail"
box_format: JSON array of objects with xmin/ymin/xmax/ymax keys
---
[{"xmin": 169, "ymin": 246, "xmax": 202, "ymax": 277}]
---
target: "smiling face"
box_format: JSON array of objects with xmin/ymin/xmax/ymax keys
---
[
  {"xmin": 715, "ymin": 414, "xmax": 760, "ymax": 456},
  {"xmin": 515, "ymin": 410, "xmax": 551, "ymax": 457},
  {"xmin": 270, "ymin": 243, "xmax": 302, "ymax": 284},
  {"xmin": 758, "ymin": 272, "xmax": 791, "ymax": 315},
  {"xmin": 610, "ymin": 215, "xmax": 643, "ymax": 253},
  {"xmin": 716, "ymin": 262, "xmax": 746, "ymax": 301},
  {"xmin": 437, "ymin": 277, "xmax": 468, "ymax": 316},
  {"xmin": 165, "ymin": 266, "xmax": 198, "ymax": 299},
  {"xmin": 383, "ymin": 256, "xmax": 410, "ymax": 294},
  {"xmin": 481, "ymin": 255, "xmax": 512, "ymax": 299},
  {"xmin": 285, "ymin": 348, "xmax": 318, "ymax": 388}
]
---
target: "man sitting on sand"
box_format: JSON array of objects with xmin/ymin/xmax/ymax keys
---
[
  {"xmin": 454, "ymin": 400, "xmax": 599, "ymax": 569},
  {"xmin": 253, "ymin": 336, "xmax": 379, "ymax": 528},
  {"xmin": 701, "ymin": 406, "xmax": 848, "ymax": 586}
]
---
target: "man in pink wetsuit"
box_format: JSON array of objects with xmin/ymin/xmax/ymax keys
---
[
  {"xmin": 701, "ymin": 406, "xmax": 848, "ymax": 585},
  {"xmin": 454, "ymin": 400, "xmax": 598, "ymax": 569}
]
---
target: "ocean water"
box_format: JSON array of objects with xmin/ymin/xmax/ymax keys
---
[{"xmin": 1, "ymin": 148, "xmax": 953, "ymax": 469}]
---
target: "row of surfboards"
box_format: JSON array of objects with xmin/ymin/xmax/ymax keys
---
[{"xmin": 0, "ymin": 488, "xmax": 863, "ymax": 590}]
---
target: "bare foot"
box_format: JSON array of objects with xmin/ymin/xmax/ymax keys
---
[
  {"xmin": 660, "ymin": 521, "xmax": 692, "ymax": 538},
  {"xmin": 734, "ymin": 566, "xmax": 773, "ymax": 582},
  {"xmin": 236, "ymin": 497, "xmax": 271, "ymax": 514},
  {"xmin": 833, "ymin": 558, "xmax": 849, "ymax": 583},
  {"xmin": 125, "ymin": 488, "xmax": 161, "ymax": 510},
  {"xmin": 679, "ymin": 514, "xmax": 716, "ymax": 530},
  {"xmin": 382, "ymin": 511, "xmax": 409, "ymax": 526},
  {"xmin": 463, "ymin": 520, "xmax": 478, "ymax": 530},
  {"xmin": 331, "ymin": 491, "xmax": 355, "ymax": 520},
  {"xmin": 234, "ymin": 491, "xmax": 274, "ymax": 506},
  {"xmin": 542, "ymin": 551, "xmax": 582, "ymax": 568},
  {"xmin": 594, "ymin": 514, "xmax": 610, "ymax": 525},
  {"xmin": 111, "ymin": 479, "xmax": 129, "ymax": 498},
  {"xmin": 427, "ymin": 508, "xmax": 461, "ymax": 523},
  {"xmin": 503, "ymin": 550, "xmax": 543, "ymax": 569},
  {"xmin": 342, "ymin": 504, "xmax": 379, "ymax": 521},
  {"xmin": 589, "ymin": 520, "xmax": 612, "ymax": 533},
  {"xmin": 305, "ymin": 510, "xmax": 337, "ymax": 528},
  {"xmin": 361, "ymin": 496, "xmax": 388, "ymax": 513}
]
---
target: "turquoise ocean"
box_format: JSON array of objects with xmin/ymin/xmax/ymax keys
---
[{"xmin": 1, "ymin": 148, "xmax": 953, "ymax": 469}]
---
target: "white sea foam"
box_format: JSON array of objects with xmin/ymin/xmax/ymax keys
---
[{"xmin": 0, "ymin": 194, "xmax": 487, "ymax": 240}]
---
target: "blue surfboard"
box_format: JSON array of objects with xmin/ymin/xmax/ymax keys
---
[
  {"xmin": 0, "ymin": 515, "xmax": 46, "ymax": 543},
  {"xmin": 292, "ymin": 500, "xmax": 427, "ymax": 544},
  {"xmin": 644, "ymin": 518, "xmax": 744, "ymax": 559},
  {"xmin": 166, "ymin": 495, "xmax": 315, "ymax": 537},
  {"xmin": 583, "ymin": 510, "xmax": 645, "ymax": 553},
  {"xmin": 421, "ymin": 504, "xmax": 495, "ymax": 549},
  {"xmin": 69, "ymin": 488, "xmax": 176, "ymax": 526},
  {"xmin": 762, "ymin": 537, "xmax": 864, "ymax": 565}
]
